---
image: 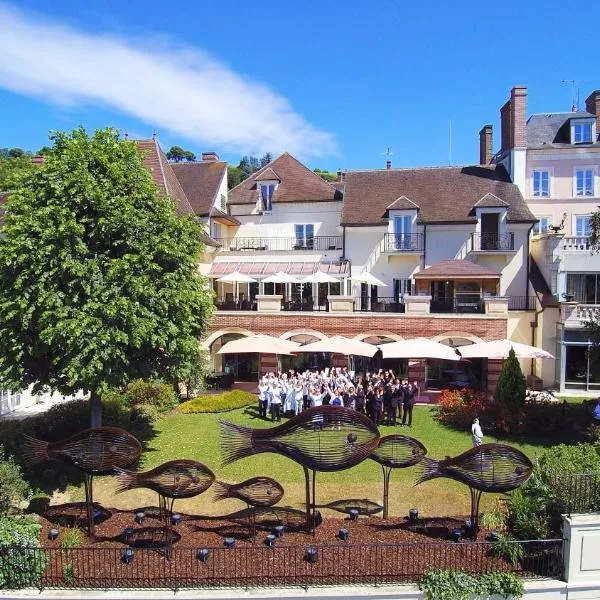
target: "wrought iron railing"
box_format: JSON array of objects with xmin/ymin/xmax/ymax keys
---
[
  {"xmin": 508, "ymin": 296, "xmax": 537, "ymax": 311},
  {"xmin": 5, "ymin": 539, "xmax": 563, "ymax": 589},
  {"xmin": 215, "ymin": 236, "xmax": 343, "ymax": 252},
  {"xmin": 282, "ymin": 299, "xmax": 328, "ymax": 312},
  {"xmin": 471, "ymin": 232, "xmax": 515, "ymax": 251},
  {"xmin": 382, "ymin": 233, "xmax": 424, "ymax": 252},
  {"xmin": 214, "ymin": 297, "xmax": 257, "ymax": 311},
  {"xmin": 431, "ymin": 297, "xmax": 484, "ymax": 314},
  {"xmin": 546, "ymin": 472, "xmax": 600, "ymax": 516},
  {"xmin": 354, "ymin": 297, "xmax": 406, "ymax": 313}
]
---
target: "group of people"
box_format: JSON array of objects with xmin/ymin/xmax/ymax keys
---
[{"xmin": 256, "ymin": 367, "xmax": 419, "ymax": 426}]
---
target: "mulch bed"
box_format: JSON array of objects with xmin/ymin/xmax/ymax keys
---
[{"xmin": 33, "ymin": 503, "xmax": 554, "ymax": 588}]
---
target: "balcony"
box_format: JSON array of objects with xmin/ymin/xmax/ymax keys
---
[
  {"xmin": 382, "ymin": 233, "xmax": 424, "ymax": 252},
  {"xmin": 430, "ymin": 297, "xmax": 484, "ymax": 314},
  {"xmin": 215, "ymin": 297, "xmax": 257, "ymax": 311},
  {"xmin": 215, "ymin": 236, "xmax": 342, "ymax": 252},
  {"xmin": 562, "ymin": 236, "xmax": 591, "ymax": 251},
  {"xmin": 354, "ymin": 297, "xmax": 406, "ymax": 313},
  {"xmin": 470, "ymin": 232, "xmax": 515, "ymax": 252}
]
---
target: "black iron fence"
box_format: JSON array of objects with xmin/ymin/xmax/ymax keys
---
[
  {"xmin": 215, "ymin": 236, "xmax": 343, "ymax": 252},
  {"xmin": 382, "ymin": 233, "xmax": 424, "ymax": 252},
  {"xmin": 430, "ymin": 298, "xmax": 484, "ymax": 314},
  {"xmin": 4, "ymin": 539, "xmax": 563, "ymax": 589},
  {"xmin": 547, "ymin": 472, "xmax": 600, "ymax": 516},
  {"xmin": 508, "ymin": 296, "xmax": 537, "ymax": 311},
  {"xmin": 214, "ymin": 297, "xmax": 257, "ymax": 311},
  {"xmin": 354, "ymin": 297, "xmax": 405, "ymax": 313},
  {"xmin": 471, "ymin": 232, "xmax": 515, "ymax": 252}
]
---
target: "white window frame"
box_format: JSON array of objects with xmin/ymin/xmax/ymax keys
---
[
  {"xmin": 533, "ymin": 216, "xmax": 551, "ymax": 235},
  {"xmin": 531, "ymin": 169, "xmax": 551, "ymax": 198},
  {"xmin": 258, "ymin": 183, "xmax": 276, "ymax": 213},
  {"xmin": 573, "ymin": 167, "xmax": 597, "ymax": 197},
  {"xmin": 573, "ymin": 120, "xmax": 594, "ymax": 144},
  {"xmin": 573, "ymin": 214, "xmax": 592, "ymax": 238},
  {"xmin": 294, "ymin": 223, "xmax": 314, "ymax": 248}
]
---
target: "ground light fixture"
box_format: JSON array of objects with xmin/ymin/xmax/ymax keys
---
[
  {"xmin": 305, "ymin": 546, "xmax": 319, "ymax": 564},
  {"xmin": 48, "ymin": 528, "xmax": 59, "ymax": 541},
  {"xmin": 223, "ymin": 537, "xmax": 236, "ymax": 549},
  {"xmin": 451, "ymin": 528, "xmax": 462, "ymax": 543},
  {"xmin": 408, "ymin": 508, "xmax": 418, "ymax": 522},
  {"xmin": 135, "ymin": 512, "xmax": 145, "ymax": 524},
  {"xmin": 123, "ymin": 527, "xmax": 134, "ymax": 539},
  {"xmin": 265, "ymin": 534, "xmax": 276, "ymax": 548},
  {"xmin": 122, "ymin": 548, "xmax": 135, "ymax": 564},
  {"xmin": 488, "ymin": 531, "xmax": 500, "ymax": 542},
  {"xmin": 197, "ymin": 549, "xmax": 210, "ymax": 562},
  {"xmin": 338, "ymin": 528, "xmax": 349, "ymax": 541},
  {"xmin": 93, "ymin": 508, "xmax": 103, "ymax": 523},
  {"xmin": 349, "ymin": 509, "xmax": 359, "ymax": 520},
  {"xmin": 171, "ymin": 514, "xmax": 182, "ymax": 526},
  {"xmin": 273, "ymin": 525, "xmax": 284, "ymax": 538}
]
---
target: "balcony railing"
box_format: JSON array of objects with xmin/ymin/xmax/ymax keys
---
[
  {"xmin": 470, "ymin": 232, "xmax": 514, "ymax": 251},
  {"xmin": 508, "ymin": 295, "xmax": 537, "ymax": 311},
  {"xmin": 282, "ymin": 299, "xmax": 328, "ymax": 312},
  {"xmin": 431, "ymin": 297, "xmax": 484, "ymax": 314},
  {"xmin": 354, "ymin": 297, "xmax": 406, "ymax": 313},
  {"xmin": 382, "ymin": 233, "xmax": 424, "ymax": 252},
  {"xmin": 562, "ymin": 236, "xmax": 592, "ymax": 251},
  {"xmin": 215, "ymin": 236, "xmax": 342, "ymax": 252},
  {"xmin": 214, "ymin": 297, "xmax": 257, "ymax": 311}
]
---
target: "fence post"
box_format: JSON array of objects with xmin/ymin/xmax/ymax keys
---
[{"xmin": 562, "ymin": 513, "xmax": 600, "ymax": 586}]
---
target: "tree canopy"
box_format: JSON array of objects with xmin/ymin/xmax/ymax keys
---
[
  {"xmin": 166, "ymin": 145, "xmax": 196, "ymax": 162},
  {"xmin": 0, "ymin": 128, "xmax": 213, "ymax": 426},
  {"xmin": 313, "ymin": 167, "xmax": 338, "ymax": 182},
  {"xmin": 227, "ymin": 153, "xmax": 273, "ymax": 189}
]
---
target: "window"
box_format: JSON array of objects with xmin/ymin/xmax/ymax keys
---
[
  {"xmin": 533, "ymin": 217, "xmax": 551, "ymax": 235},
  {"xmin": 393, "ymin": 278, "xmax": 412, "ymax": 302},
  {"xmin": 567, "ymin": 273, "xmax": 600, "ymax": 304},
  {"xmin": 259, "ymin": 184, "xmax": 275, "ymax": 212},
  {"xmin": 532, "ymin": 170, "xmax": 550, "ymax": 197},
  {"xmin": 294, "ymin": 224, "xmax": 314, "ymax": 248},
  {"xmin": 211, "ymin": 221, "xmax": 222, "ymax": 240},
  {"xmin": 574, "ymin": 122, "xmax": 593, "ymax": 144},
  {"xmin": 575, "ymin": 215, "xmax": 592, "ymax": 237},
  {"xmin": 576, "ymin": 169, "xmax": 594, "ymax": 196},
  {"xmin": 393, "ymin": 215, "xmax": 413, "ymax": 249}
]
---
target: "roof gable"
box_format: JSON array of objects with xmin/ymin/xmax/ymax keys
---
[
  {"xmin": 170, "ymin": 160, "xmax": 227, "ymax": 216},
  {"xmin": 255, "ymin": 167, "xmax": 280, "ymax": 182},
  {"xmin": 386, "ymin": 195, "xmax": 419, "ymax": 210},
  {"xmin": 228, "ymin": 152, "xmax": 342, "ymax": 204},
  {"xmin": 472, "ymin": 193, "xmax": 509, "ymax": 209}
]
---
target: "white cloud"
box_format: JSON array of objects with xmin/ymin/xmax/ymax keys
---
[{"xmin": 0, "ymin": 4, "xmax": 338, "ymax": 158}]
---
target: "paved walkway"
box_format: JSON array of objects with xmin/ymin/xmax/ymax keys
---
[{"xmin": 0, "ymin": 395, "xmax": 80, "ymax": 421}]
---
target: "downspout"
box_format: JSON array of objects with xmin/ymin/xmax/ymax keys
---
[{"xmin": 525, "ymin": 223, "xmax": 542, "ymax": 378}]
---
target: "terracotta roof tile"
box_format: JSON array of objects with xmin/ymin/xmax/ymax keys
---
[
  {"xmin": 341, "ymin": 165, "xmax": 534, "ymax": 226},
  {"xmin": 229, "ymin": 152, "xmax": 342, "ymax": 204},
  {"xmin": 472, "ymin": 193, "xmax": 509, "ymax": 209},
  {"xmin": 170, "ymin": 161, "xmax": 227, "ymax": 216},
  {"xmin": 386, "ymin": 195, "xmax": 419, "ymax": 210},
  {"xmin": 413, "ymin": 259, "xmax": 500, "ymax": 279},
  {"xmin": 255, "ymin": 167, "xmax": 280, "ymax": 181}
]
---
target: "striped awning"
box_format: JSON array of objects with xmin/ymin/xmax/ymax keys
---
[{"xmin": 209, "ymin": 260, "xmax": 349, "ymax": 278}]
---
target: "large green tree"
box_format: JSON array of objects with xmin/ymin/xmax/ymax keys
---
[
  {"xmin": 0, "ymin": 128, "xmax": 213, "ymax": 426},
  {"xmin": 166, "ymin": 145, "xmax": 196, "ymax": 162}
]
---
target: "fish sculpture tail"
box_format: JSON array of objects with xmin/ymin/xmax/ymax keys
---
[
  {"xmin": 414, "ymin": 457, "xmax": 442, "ymax": 486},
  {"xmin": 113, "ymin": 467, "xmax": 140, "ymax": 493},
  {"xmin": 219, "ymin": 421, "xmax": 255, "ymax": 465},
  {"xmin": 212, "ymin": 481, "xmax": 232, "ymax": 502},
  {"xmin": 22, "ymin": 435, "xmax": 49, "ymax": 464}
]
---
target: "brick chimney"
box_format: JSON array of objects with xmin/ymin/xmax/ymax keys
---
[
  {"xmin": 510, "ymin": 86, "xmax": 527, "ymax": 148},
  {"xmin": 500, "ymin": 100, "xmax": 512, "ymax": 152},
  {"xmin": 585, "ymin": 90, "xmax": 600, "ymax": 141},
  {"xmin": 386, "ymin": 160, "xmax": 391, "ymax": 170},
  {"xmin": 201, "ymin": 151, "xmax": 219, "ymax": 161},
  {"xmin": 479, "ymin": 124, "xmax": 493, "ymax": 165}
]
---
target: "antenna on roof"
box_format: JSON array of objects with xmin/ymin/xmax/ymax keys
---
[
  {"xmin": 152, "ymin": 129, "xmax": 157, "ymax": 140},
  {"xmin": 382, "ymin": 147, "xmax": 394, "ymax": 170},
  {"xmin": 561, "ymin": 80, "xmax": 590, "ymax": 112}
]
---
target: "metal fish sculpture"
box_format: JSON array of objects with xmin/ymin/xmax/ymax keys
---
[
  {"xmin": 315, "ymin": 498, "xmax": 383, "ymax": 516},
  {"xmin": 23, "ymin": 427, "xmax": 141, "ymax": 474},
  {"xmin": 213, "ymin": 476, "xmax": 283, "ymax": 507},
  {"xmin": 415, "ymin": 443, "xmax": 533, "ymax": 493},
  {"xmin": 220, "ymin": 406, "xmax": 380, "ymax": 472},
  {"xmin": 195, "ymin": 506, "xmax": 312, "ymax": 532},
  {"xmin": 370, "ymin": 435, "xmax": 427, "ymax": 468},
  {"xmin": 114, "ymin": 460, "xmax": 215, "ymax": 499}
]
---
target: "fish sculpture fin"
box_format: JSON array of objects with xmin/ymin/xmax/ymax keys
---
[
  {"xmin": 22, "ymin": 435, "xmax": 49, "ymax": 464},
  {"xmin": 212, "ymin": 481, "xmax": 232, "ymax": 502},
  {"xmin": 113, "ymin": 467, "xmax": 139, "ymax": 493},
  {"xmin": 219, "ymin": 421, "xmax": 255, "ymax": 465},
  {"xmin": 414, "ymin": 457, "xmax": 442, "ymax": 486}
]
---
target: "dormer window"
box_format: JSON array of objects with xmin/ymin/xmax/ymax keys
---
[
  {"xmin": 258, "ymin": 183, "xmax": 275, "ymax": 212},
  {"xmin": 573, "ymin": 121, "xmax": 593, "ymax": 143}
]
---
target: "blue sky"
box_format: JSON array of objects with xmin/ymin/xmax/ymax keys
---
[{"xmin": 0, "ymin": 0, "xmax": 594, "ymax": 171}]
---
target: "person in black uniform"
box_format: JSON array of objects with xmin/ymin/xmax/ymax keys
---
[{"xmin": 402, "ymin": 380, "xmax": 417, "ymax": 426}]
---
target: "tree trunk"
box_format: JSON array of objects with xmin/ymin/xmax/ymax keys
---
[{"xmin": 90, "ymin": 390, "xmax": 102, "ymax": 428}]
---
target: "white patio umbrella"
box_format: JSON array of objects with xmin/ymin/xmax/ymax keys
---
[
  {"xmin": 457, "ymin": 340, "xmax": 555, "ymax": 360},
  {"xmin": 261, "ymin": 272, "xmax": 301, "ymax": 284},
  {"xmin": 380, "ymin": 337, "xmax": 461, "ymax": 360},
  {"xmin": 217, "ymin": 334, "xmax": 300, "ymax": 356},
  {"xmin": 300, "ymin": 271, "xmax": 339, "ymax": 284},
  {"xmin": 296, "ymin": 335, "xmax": 378, "ymax": 357},
  {"xmin": 217, "ymin": 271, "xmax": 257, "ymax": 299},
  {"xmin": 349, "ymin": 271, "xmax": 388, "ymax": 287}
]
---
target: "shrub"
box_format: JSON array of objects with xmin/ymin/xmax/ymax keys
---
[
  {"xmin": 179, "ymin": 390, "xmax": 255, "ymax": 414},
  {"xmin": 0, "ymin": 516, "xmax": 48, "ymax": 589},
  {"xmin": 418, "ymin": 569, "xmax": 523, "ymax": 600},
  {"xmin": 60, "ymin": 527, "xmax": 83, "ymax": 549},
  {"xmin": 436, "ymin": 388, "xmax": 488, "ymax": 429},
  {"xmin": 494, "ymin": 348, "xmax": 526, "ymax": 421},
  {"xmin": 480, "ymin": 498, "xmax": 508, "ymax": 534},
  {"xmin": 0, "ymin": 445, "xmax": 30, "ymax": 514},
  {"xmin": 538, "ymin": 442, "xmax": 600, "ymax": 475},
  {"xmin": 491, "ymin": 535, "xmax": 525, "ymax": 566},
  {"xmin": 205, "ymin": 372, "xmax": 234, "ymax": 390},
  {"xmin": 125, "ymin": 379, "xmax": 178, "ymax": 413},
  {"xmin": 506, "ymin": 476, "xmax": 554, "ymax": 539}
]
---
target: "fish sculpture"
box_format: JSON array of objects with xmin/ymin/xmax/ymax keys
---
[
  {"xmin": 114, "ymin": 460, "xmax": 215, "ymax": 499},
  {"xmin": 370, "ymin": 435, "xmax": 427, "ymax": 468},
  {"xmin": 213, "ymin": 476, "xmax": 283, "ymax": 507},
  {"xmin": 315, "ymin": 498, "xmax": 383, "ymax": 516},
  {"xmin": 195, "ymin": 506, "xmax": 313, "ymax": 532},
  {"xmin": 415, "ymin": 443, "xmax": 533, "ymax": 493},
  {"xmin": 23, "ymin": 427, "xmax": 141, "ymax": 474},
  {"xmin": 220, "ymin": 405, "xmax": 380, "ymax": 472}
]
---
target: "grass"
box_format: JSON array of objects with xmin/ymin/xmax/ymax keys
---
[
  {"xmin": 84, "ymin": 404, "xmax": 582, "ymax": 520},
  {"xmin": 179, "ymin": 390, "xmax": 255, "ymax": 414}
]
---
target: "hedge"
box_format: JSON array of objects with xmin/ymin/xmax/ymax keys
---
[{"xmin": 179, "ymin": 390, "xmax": 255, "ymax": 414}]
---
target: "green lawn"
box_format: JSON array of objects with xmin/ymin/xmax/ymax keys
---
[{"xmin": 83, "ymin": 404, "xmax": 580, "ymax": 520}]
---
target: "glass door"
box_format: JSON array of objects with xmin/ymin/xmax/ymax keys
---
[{"xmin": 394, "ymin": 215, "xmax": 412, "ymax": 249}]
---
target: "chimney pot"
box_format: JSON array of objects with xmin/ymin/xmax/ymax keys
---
[
  {"xmin": 386, "ymin": 160, "xmax": 391, "ymax": 170},
  {"xmin": 510, "ymin": 86, "xmax": 527, "ymax": 148},
  {"xmin": 202, "ymin": 151, "xmax": 219, "ymax": 161},
  {"xmin": 479, "ymin": 125, "xmax": 493, "ymax": 165},
  {"xmin": 585, "ymin": 89, "xmax": 600, "ymax": 142}
]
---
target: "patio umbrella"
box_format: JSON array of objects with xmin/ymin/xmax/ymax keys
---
[
  {"xmin": 217, "ymin": 271, "xmax": 257, "ymax": 299},
  {"xmin": 457, "ymin": 340, "xmax": 555, "ymax": 360},
  {"xmin": 300, "ymin": 271, "xmax": 339, "ymax": 284},
  {"xmin": 380, "ymin": 338, "xmax": 461, "ymax": 360},
  {"xmin": 295, "ymin": 335, "xmax": 378, "ymax": 357},
  {"xmin": 349, "ymin": 271, "xmax": 388, "ymax": 287},
  {"xmin": 217, "ymin": 335, "xmax": 300, "ymax": 356},
  {"xmin": 261, "ymin": 272, "xmax": 301, "ymax": 284}
]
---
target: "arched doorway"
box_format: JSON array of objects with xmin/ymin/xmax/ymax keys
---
[
  {"xmin": 425, "ymin": 337, "xmax": 484, "ymax": 390},
  {"xmin": 351, "ymin": 335, "xmax": 408, "ymax": 379},
  {"xmin": 279, "ymin": 334, "xmax": 330, "ymax": 373},
  {"xmin": 209, "ymin": 333, "xmax": 259, "ymax": 382}
]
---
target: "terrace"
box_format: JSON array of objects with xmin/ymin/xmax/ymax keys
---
[{"xmin": 215, "ymin": 236, "xmax": 343, "ymax": 252}]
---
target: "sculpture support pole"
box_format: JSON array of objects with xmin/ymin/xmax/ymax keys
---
[
  {"xmin": 470, "ymin": 487, "xmax": 482, "ymax": 537},
  {"xmin": 303, "ymin": 466, "xmax": 311, "ymax": 533},
  {"xmin": 381, "ymin": 465, "xmax": 392, "ymax": 520},
  {"xmin": 84, "ymin": 474, "xmax": 95, "ymax": 539},
  {"xmin": 311, "ymin": 469, "xmax": 317, "ymax": 536}
]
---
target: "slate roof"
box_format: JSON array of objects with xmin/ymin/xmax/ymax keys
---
[
  {"xmin": 228, "ymin": 152, "xmax": 342, "ymax": 204},
  {"xmin": 472, "ymin": 193, "xmax": 509, "ymax": 209},
  {"xmin": 341, "ymin": 165, "xmax": 534, "ymax": 226},
  {"xmin": 413, "ymin": 259, "xmax": 500, "ymax": 279},
  {"xmin": 255, "ymin": 167, "xmax": 280, "ymax": 181},
  {"xmin": 526, "ymin": 111, "xmax": 600, "ymax": 148},
  {"xmin": 170, "ymin": 160, "xmax": 228, "ymax": 216}
]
